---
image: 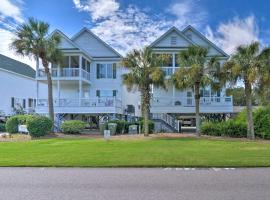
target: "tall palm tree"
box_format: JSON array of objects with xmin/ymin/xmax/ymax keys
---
[
  {"xmin": 11, "ymin": 18, "xmax": 63, "ymax": 124},
  {"xmin": 222, "ymin": 42, "xmax": 270, "ymax": 139},
  {"xmin": 172, "ymin": 46, "xmax": 220, "ymax": 136},
  {"xmin": 122, "ymin": 48, "xmax": 165, "ymax": 136}
]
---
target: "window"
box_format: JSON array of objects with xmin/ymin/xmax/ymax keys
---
[
  {"xmin": 96, "ymin": 90, "xmax": 117, "ymax": 97},
  {"xmin": 97, "ymin": 63, "xmax": 116, "ymax": 79},
  {"xmin": 158, "ymin": 54, "xmax": 173, "ymax": 67},
  {"xmin": 171, "ymin": 36, "xmax": 177, "ymax": 46},
  {"xmin": 22, "ymin": 99, "xmax": 26, "ymax": 108},
  {"xmin": 11, "ymin": 97, "xmax": 14, "ymax": 108},
  {"xmin": 87, "ymin": 61, "xmax": 90, "ymax": 72},
  {"xmin": 82, "ymin": 57, "xmax": 86, "ymax": 70},
  {"xmin": 28, "ymin": 98, "xmax": 34, "ymax": 108},
  {"xmin": 60, "ymin": 56, "xmax": 69, "ymax": 68},
  {"xmin": 70, "ymin": 56, "xmax": 79, "ymax": 68}
]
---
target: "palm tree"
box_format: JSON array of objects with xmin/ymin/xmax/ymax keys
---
[
  {"xmin": 122, "ymin": 48, "xmax": 165, "ymax": 136},
  {"xmin": 222, "ymin": 42, "xmax": 270, "ymax": 139},
  {"xmin": 172, "ymin": 46, "xmax": 219, "ymax": 136},
  {"xmin": 11, "ymin": 18, "xmax": 63, "ymax": 124}
]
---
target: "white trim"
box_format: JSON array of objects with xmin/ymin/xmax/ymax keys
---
[{"xmin": 149, "ymin": 26, "xmax": 197, "ymax": 48}]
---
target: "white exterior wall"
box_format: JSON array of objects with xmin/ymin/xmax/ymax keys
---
[{"xmin": 0, "ymin": 68, "xmax": 46, "ymax": 116}]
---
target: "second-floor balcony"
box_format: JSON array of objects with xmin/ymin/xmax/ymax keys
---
[
  {"xmin": 37, "ymin": 68, "xmax": 91, "ymax": 82},
  {"xmin": 161, "ymin": 67, "xmax": 179, "ymax": 77}
]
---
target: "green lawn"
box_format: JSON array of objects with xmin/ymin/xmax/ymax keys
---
[{"xmin": 0, "ymin": 137, "xmax": 270, "ymax": 167}]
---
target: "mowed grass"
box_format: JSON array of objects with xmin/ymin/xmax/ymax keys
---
[{"xmin": 0, "ymin": 137, "xmax": 270, "ymax": 167}]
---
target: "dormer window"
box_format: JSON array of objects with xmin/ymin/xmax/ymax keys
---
[{"xmin": 171, "ymin": 36, "xmax": 177, "ymax": 46}]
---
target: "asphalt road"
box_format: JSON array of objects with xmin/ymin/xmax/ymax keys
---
[{"xmin": 0, "ymin": 168, "xmax": 270, "ymax": 200}]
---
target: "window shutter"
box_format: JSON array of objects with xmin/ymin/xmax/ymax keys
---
[
  {"xmin": 113, "ymin": 63, "xmax": 116, "ymax": 79},
  {"xmin": 28, "ymin": 99, "xmax": 31, "ymax": 107},
  {"xmin": 113, "ymin": 90, "xmax": 117, "ymax": 97},
  {"xmin": 96, "ymin": 90, "xmax": 100, "ymax": 97},
  {"xmin": 23, "ymin": 99, "xmax": 26, "ymax": 108},
  {"xmin": 96, "ymin": 64, "xmax": 100, "ymax": 79},
  {"xmin": 11, "ymin": 97, "xmax": 14, "ymax": 108}
]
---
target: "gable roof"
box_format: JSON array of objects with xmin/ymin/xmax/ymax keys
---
[
  {"xmin": 71, "ymin": 27, "xmax": 123, "ymax": 58},
  {"xmin": 149, "ymin": 26, "xmax": 197, "ymax": 48},
  {"xmin": 182, "ymin": 25, "xmax": 229, "ymax": 58},
  {"xmin": 50, "ymin": 29, "xmax": 93, "ymax": 59},
  {"xmin": 0, "ymin": 54, "xmax": 35, "ymax": 78}
]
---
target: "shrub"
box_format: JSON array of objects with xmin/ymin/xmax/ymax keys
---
[
  {"xmin": 221, "ymin": 120, "xmax": 247, "ymax": 138},
  {"xmin": 27, "ymin": 116, "xmax": 53, "ymax": 137},
  {"xmin": 0, "ymin": 123, "xmax": 6, "ymax": 132},
  {"xmin": 61, "ymin": 120, "xmax": 86, "ymax": 134},
  {"xmin": 5, "ymin": 115, "xmax": 32, "ymax": 133},
  {"xmin": 201, "ymin": 120, "xmax": 246, "ymax": 138},
  {"xmin": 254, "ymin": 107, "xmax": 270, "ymax": 139},
  {"xmin": 200, "ymin": 121, "xmax": 222, "ymax": 136}
]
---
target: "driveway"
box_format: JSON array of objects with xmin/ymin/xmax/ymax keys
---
[{"xmin": 0, "ymin": 168, "xmax": 269, "ymax": 200}]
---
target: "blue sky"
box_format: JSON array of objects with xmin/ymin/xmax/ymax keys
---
[{"xmin": 0, "ymin": 0, "xmax": 270, "ymax": 67}]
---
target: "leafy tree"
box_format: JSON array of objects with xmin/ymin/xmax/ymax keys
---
[
  {"xmin": 172, "ymin": 46, "xmax": 220, "ymax": 136},
  {"xmin": 221, "ymin": 42, "xmax": 270, "ymax": 139},
  {"xmin": 122, "ymin": 48, "xmax": 165, "ymax": 136},
  {"xmin": 11, "ymin": 18, "xmax": 63, "ymax": 124},
  {"xmin": 226, "ymin": 87, "xmax": 257, "ymax": 106}
]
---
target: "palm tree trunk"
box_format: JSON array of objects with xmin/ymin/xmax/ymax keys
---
[
  {"xmin": 194, "ymin": 82, "xmax": 201, "ymax": 136},
  {"xmin": 142, "ymin": 89, "xmax": 150, "ymax": 136},
  {"xmin": 44, "ymin": 64, "xmax": 55, "ymax": 130},
  {"xmin": 244, "ymin": 81, "xmax": 255, "ymax": 139}
]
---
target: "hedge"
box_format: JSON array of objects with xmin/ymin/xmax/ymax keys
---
[
  {"xmin": 0, "ymin": 123, "xmax": 6, "ymax": 132},
  {"xmin": 26, "ymin": 116, "xmax": 53, "ymax": 137},
  {"xmin": 201, "ymin": 120, "xmax": 246, "ymax": 138},
  {"xmin": 61, "ymin": 120, "xmax": 86, "ymax": 134}
]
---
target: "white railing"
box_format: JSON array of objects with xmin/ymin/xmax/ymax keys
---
[
  {"xmin": 152, "ymin": 96, "xmax": 233, "ymax": 107},
  {"xmin": 161, "ymin": 67, "xmax": 180, "ymax": 76},
  {"xmin": 37, "ymin": 68, "xmax": 90, "ymax": 81},
  {"xmin": 37, "ymin": 97, "xmax": 121, "ymax": 108},
  {"xmin": 152, "ymin": 113, "xmax": 180, "ymax": 131}
]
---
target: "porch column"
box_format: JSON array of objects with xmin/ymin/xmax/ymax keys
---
[
  {"xmin": 57, "ymin": 80, "xmax": 60, "ymax": 106},
  {"xmin": 172, "ymin": 53, "xmax": 176, "ymax": 106},
  {"xmin": 36, "ymin": 57, "xmax": 39, "ymax": 107},
  {"xmin": 79, "ymin": 80, "xmax": 82, "ymax": 106}
]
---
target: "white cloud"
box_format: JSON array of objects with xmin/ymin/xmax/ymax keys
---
[
  {"xmin": 73, "ymin": 0, "xmax": 119, "ymax": 21},
  {"xmin": 168, "ymin": 1, "xmax": 207, "ymax": 28},
  {"xmin": 205, "ymin": 15, "xmax": 260, "ymax": 54},
  {"xmin": 0, "ymin": 28, "xmax": 36, "ymax": 67},
  {"xmin": 0, "ymin": 0, "xmax": 24, "ymax": 23},
  {"xmin": 0, "ymin": 0, "xmax": 35, "ymax": 68},
  {"xmin": 73, "ymin": 0, "xmax": 206, "ymax": 55}
]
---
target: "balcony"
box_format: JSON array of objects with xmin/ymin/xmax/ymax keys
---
[
  {"xmin": 36, "ymin": 68, "xmax": 91, "ymax": 82},
  {"xmin": 151, "ymin": 96, "xmax": 233, "ymax": 114},
  {"xmin": 161, "ymin": 67, "xmax": 179, "ymax": 77},
  {"xmin": 36, "ymin": 97, "xmax": 122, "ymax": 114}
]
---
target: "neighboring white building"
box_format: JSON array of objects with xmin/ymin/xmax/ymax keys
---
[
  {"xmin": 0, "ymin": 54, "xmax": 46, "ymax": 117},
  {"xmin": 36, "ymin": 28, "xmax": 141, "ymax": 127},
  {"xmin": 149, "ymin": 26, "xmax": 233, "ymax": 131}
]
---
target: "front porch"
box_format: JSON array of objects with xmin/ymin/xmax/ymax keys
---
[{"xmin": 36, "ymin": 97, "xmax": 123, "ymax": 114}]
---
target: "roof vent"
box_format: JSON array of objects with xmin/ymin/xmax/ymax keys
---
[{"xmin": 171, "ymin": 36, "xmax": 177, "ymax": 46}]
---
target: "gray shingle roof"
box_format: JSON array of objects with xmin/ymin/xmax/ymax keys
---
[{"xmin": 0, "ymin": 54, "xmax": 35, "ymax": 78}]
